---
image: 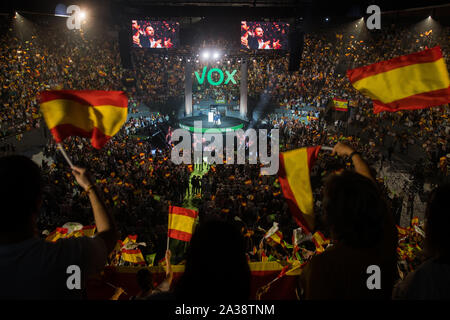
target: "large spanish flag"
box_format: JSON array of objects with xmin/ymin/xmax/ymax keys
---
[
  {"xmin": 40, "ymin": 90, "xmax": 128, "ymax": 149},
  {"xmin": 347, "ymin": 46, "xmax": 450, "ymax": 114},
  {"xmin": 278, "ymin": 146, "xmax": 321, "ymax": 234},
  {"xmin": 168, "ymin": 206, "xmax": 198, "ymax": 242}
]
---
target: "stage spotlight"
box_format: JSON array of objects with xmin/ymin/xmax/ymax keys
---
[
  {"xmin": 227, "ymin": 60, "xmax": 230, "ymax": 64},
  {"xmin": 325, "ymin": 17, "xmax": 329, "ymax": 22},
  {"xmin": 202, "ymin": 51, "xmax": 210, "ymax": 59},
  {"xmin": 79, "ymin": 11, "xmax": 86, "ymax": 20},
  {"xmin": 187, "ymin": 59, "xmax": 190, "ymax": 62},
  {"xmin": 213, "ymin": 51, "xmax": 220, "ymax": 59}
]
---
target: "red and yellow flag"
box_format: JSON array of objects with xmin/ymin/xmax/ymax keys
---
[
  {"xmin": 46, "ymin": 225, "xmax": 96, "ymax": 241},
  {"xmin": 332, "ymin": 98, "xmax": 348, "ymax": 112},
  {"xmin": 267, "ymin": 231, "xmax": 285, "ymax": 248},
  {"xmin": 45, "ymin": 227, "xmax": 69, "ymax": 242},
  {"xmin": 168, "ymin": 206, "xmax": 198, "ymax": 242},
  {"xmin": 347, "ymin": 46, "xmax": 450, "ymax": 113},
  {"xmin": 40, "ymin": 90, "xmax": 128, "ymax": 149},
  {"xmin": 121, "ymin": 249, "xmax": 146, "ymax": 265},
  {"xmin": 123, "ymin": 235, "xmax": 138, "ymax": 245},
  {"xmin": 411, "ymin": 217, "xmax": 419, "ymax": 226},
  {"xmin": 80, "ymin": 225, "xmax": 96, "ymax": 237},
  {"xmin": 312, "ymin": 231, "xmax": 330, "ymax": 253},
  {"xmin": 278, "ymin": 146, "xmax": 321, "ymax": 233}
]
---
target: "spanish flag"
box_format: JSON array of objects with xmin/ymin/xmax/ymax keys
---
[
  {"xmin": 347, "ymin": 46, "xmax": 450, "ymax": 113},
  {"xmin": 267, "ymin": 231, "xmax": 285, "ymax": 248},
  {"xmin": 121, "ymin": 248, "xmax": 146, "ymax": 265},
  {"xmin": 40, "ymin": 90, "xmax": 128, "ymax": 149},
  {"xmin": 278, "ymin": 146, "xmax": 321, "ymax": 233},
  {"xmin": 45, "ymin": 227, "xmax": 69, "ymax": 242},
  {"xmin": 332, "ymin": 98, "xmax": 348, "ymax": 112},
  {"xmin": 312, "ymin": 231, "xmax": 330, "ymax": 253},
  {"xmin": 168, "ymin": 206, "xmax": 198, "ymax": 242},
  {"xmin": 123, "ymin": 235, "xmax": 138, "ymax": 245},
  {"xmin": 411, "ymin": 217, "xmax": 419, "ymax": 226},
  {"xmin": 81, "ymin": 225, "xmax": 96, "ymax": 237}
]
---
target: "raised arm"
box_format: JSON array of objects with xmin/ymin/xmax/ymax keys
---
[
  {"xmin": 72, "ymin": 166, "xmax": 118, "ymax": 253},
  {"xmin": 331, "ymin": 142, "xmax": 374, "ymax": 182},
  {"xmin": 164, "ymin": 249, "xmax": 173, "ymax": 286}
]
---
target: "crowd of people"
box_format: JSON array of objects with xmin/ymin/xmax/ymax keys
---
[{"xmin": 0, "ymin": 13, "xmax": 449, "ymax": 300}]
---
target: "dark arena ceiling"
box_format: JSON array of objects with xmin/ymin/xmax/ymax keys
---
[
  {"xmin": 3, "ymin": 1, "xmax": 450, "ymax": 14},
  {"xmin": 1, "ymin": 1, "xmax": 449, "ymax": 25}
]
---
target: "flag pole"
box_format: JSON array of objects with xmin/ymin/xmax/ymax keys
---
[
  {"xmin": 167, "ymin": 209, "xmax": 171, "ymax": 252},
  {"xmin": 57, "ymin": 143, "xmax": 74, "ymax": 168},
  {"xmin": 105, "ymin": 282, "xmax": 127, "ymax": 295},
  {"xmin": 321, "ymin": 146, "xmax": 333, "ymax": 151}
]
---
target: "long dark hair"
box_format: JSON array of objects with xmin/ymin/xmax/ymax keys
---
[
  {"xmin": 136, "ymin": 268, "xmax": 153, "ymax": 292},
  {"xmin": 174, "ymin": 218, "xmax": 251, "ymax": 301},
  {"xmin": 424, "ymin": 184, "xmax": 450, "ymax": 259},
  {"xmin": 0, "ymin": 155, "xmax": 42, "ymax": 232},
  {"xmin": 322, "ymin": 171, "xmax": 387, "ymax": 248}
]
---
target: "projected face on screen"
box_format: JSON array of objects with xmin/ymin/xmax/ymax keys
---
[
  {"xmin": 131, "ymin": 20, "xmax": 179, "ymax": 49},
  {"xmin": 241, "ymin": 21, "xmax": 289, "ymax": 50}
]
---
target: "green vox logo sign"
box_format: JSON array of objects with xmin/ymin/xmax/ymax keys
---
[{"xmin": 195, "ymin": 66, "xmax": 237, "ymax": 86}]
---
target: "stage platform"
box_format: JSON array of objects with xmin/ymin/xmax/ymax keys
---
[{"xmin": 179, "ymin": 115, "xmax": 248, "ymax": 133}]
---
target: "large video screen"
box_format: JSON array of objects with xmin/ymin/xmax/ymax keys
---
[
  {"xmin": 131, "ymin": 20, "xmax": 179, "ymax": 49},
  {"xmin": 241, "ymin": 21, "xmax": 289, "ymax": 50}
]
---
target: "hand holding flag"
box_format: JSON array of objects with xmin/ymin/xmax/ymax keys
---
[{"xmin": 71, "ymin": 166, "xmax": 95, "ymax": 191}]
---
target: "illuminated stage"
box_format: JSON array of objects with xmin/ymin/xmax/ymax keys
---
[{"xmin": 179, "ymin": 115, "xmax": 248, "ymax": 133}]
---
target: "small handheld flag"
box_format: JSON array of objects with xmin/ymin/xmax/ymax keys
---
[
  {"xmin": 168, "ymin": 206, "xmax": 198, "ymax": 242},
  {"xmin": 278, "ymin": 146, "xmax": 321, "ymax": 233}
]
